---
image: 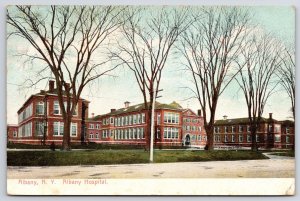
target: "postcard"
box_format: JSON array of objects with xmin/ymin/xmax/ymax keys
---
[{"xmin": 6, "ymin": 5, "xmax": 295, "ymax": 195}]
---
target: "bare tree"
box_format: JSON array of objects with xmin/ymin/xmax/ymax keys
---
[
  {"xmin": 235, "ymin": 32, "xmax": 282, "ymax": 151},
  {"xmin": 277, "ymin": 46, "xmax": 295, "ymax": 120},
  {"xmin": 110, "ymin": 7, "xmax": 193, "ymax": 150},
  {"xmin": 7, "ymin": 5, "xmax": 124, "ymax": 150},
  {"xmin": 178, "ymin": 7, "xmax": 250, "ymax": 150}
]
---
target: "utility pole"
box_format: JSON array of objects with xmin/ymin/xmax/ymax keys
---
[{"xmin": 150, "ymin": 88, "xmax": 163, "ymax": 163}]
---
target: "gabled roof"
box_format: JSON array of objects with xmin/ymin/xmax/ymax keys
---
[
  {"xmin": 182, "ymin": 108, "xmax": 198, "ymax": 116},
  {"xmin": 214, "ymin": 117, "xmax": 278, "ymax": 125},
  {"xmin": 89, "ymin": 101, "xmax": 183, "ymax": 121}
]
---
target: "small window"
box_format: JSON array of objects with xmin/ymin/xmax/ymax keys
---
[{"xmin": 53, "ymin": 101, "xmax": 60, "ymax": 115}]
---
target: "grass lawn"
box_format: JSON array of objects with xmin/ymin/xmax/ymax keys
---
[
  {"xmin": 268, "ymin": 151, "xmax": 295, "ymax": 157},
  {"xmin": 7, "ymin": 150, "xmax": 268, "ymax": 166}
]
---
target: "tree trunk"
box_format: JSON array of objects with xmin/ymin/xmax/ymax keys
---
[
  {"xmin": 251, "ymin": 126, "xmax": 258, "ymax": 151},
  {"xmin": 62, "ymin": 117, "xmax": 72, "ymax": 151},
  {"xmin": 205, "ymin": 126, "xmax": 214, "ymax": 151}
]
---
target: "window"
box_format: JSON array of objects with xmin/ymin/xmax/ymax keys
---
[
  {"xmin": 268, "ymin": 125, "xmax": 273, "ymax": 132},
  {"xmin": 13, "ymin": 131, "xmax": 17, "ymax": 137},
  {"xmin": 239, "ymin": 134, "xmax": 243, "ymax": 142},
  {"xmin": 231, "ymin": 126, "xmax": 235, "ymax": 133},
  {"xmin": 121, "ymin": 130, "xmax": 124, "ymax": 139},
  {"xmin": 96, "ymin": 124, "xmax": 100, "ymax": 129},
  {"xmin": 89, "ymin": 133, "xmax": 94, "ymax": 139},
  {"xmin": 111, "ymin": 117, "xmax": 115, "ymax": 125},
  {"xmin": 36, "ymin": 102, "xmax": 44, "ymax": 115},
  {"xmin": 133, "ymin": 115, "xmax": 137, "ymax": 124},
  {"xmin": 133, "ymin": 128, "xmax": 136, "ymax": 139},
  {"xmin": 141, "ymin": 128, "xmax": 145, "ymax": 139},
  {"xmin": 224, "ymin": 126, "xmax": 228, "ymax": 133},
  {"xmin": 121, "ymin": 117, "xmax": 124, "ymax": 126},
  {"xmin": 18, "ymin": 103, "xmax": 33, "ymax": 122},
  {"xmin": 53, "ymin": 122, "xmax": 64, "ymax": 136},
  {"xmin": 157, "ymin": 113, "xmax": 161, "ymax": 125},
  {"xmin": 286, "ymin": 136, "xmax": 290, "ymax": 143},
  {"xmin": 95, "ymin": 133, "xmax": 99, "ymax": 139},
  {"xmin": 274, "ymin": 135, "xmax": 281, "ymax": 142},
  {"xmin": 53, "ymin": 101, "xmax": 60, "ymax": 115},
  {"xmin": 106, "ymin": 118, "xmax": 109, "ymax": 125},
  {"xmin": 125, "ymin": 129, "xmax": 128, "ymax": 139},
  {"xmin": 73, "ymin": 104, "xmax": 78, "ymax": 116},
  {"xmin": 247, "ymin": 126, "xmax": 250, "ymax": 133},
  {"xmin": 142, "ymin": 113, "xmax": 146, "ymax": 123},
  {"xmin": 275, "ymin": 125, "xmax": 281, "ymax": 133},
  {"xmin": 114, "ymin": 118, "xmax": 117, "ymax": 126},
  {"xmin": 247, "ymin": 134, "xmax": 251, "ymax": 142},
  {"xmin": 137, "ymin": 114, "xmax": 141, "ymax": 124},
  {"xmin": 239, "ymin": 125, "xmax": 243, "ymax": 133},
  {"xmin": 224, "ymin": 135, "xmax": 228, "ymax": 142},
  {"xmin": 71, "ymin": 123, "xmax": 77, "ymax": 137},
  {"xmin": 125, "ymin": 116, "xmax": 128, "ymax": 125},
  {"xmin": 89, "ymin": 124, "xmax": 94, "ymax": 129},
  {"xmin": 35, "ymin": 121, "xmax": 44, "ymax": 136},
  {"xmin": 163, "ymin": 127, "xmax": 179, "ymax": 139},
  {"xmin": 286, "ymin": 127, "xmax": 290, "ymax": 134},
  {"xmin": 156, "ymin": 128, "xmax": 161, "ymax": 139},
  {"xmin": 197, "ymin": 135, "xmax": 202, "ymax": 141},
  {"xmin": 163, "ymin": 112, "xmax": 179, "ymax": 124},
  {"xmin": 231, "ymin": 135, "xmax": 235, "ymax": 142},
  {"xmin": 118, "ymin": 117, "xmax": 121, "ymax": 126},
  {"xmin": 137, "ymin": 128, "xmax": 140, "ymax": 139},
  {"xmin": 214, "ymin": 127, "xmax": 220, "ymax": 133},
  {"xmin": 128, "ymin": 129, "xmax": 132, "ymax": 139},
  {"xmin": 199, "ymin": 127, "xmax": 202, "ymax": 132},
  {"xmin": 256, "ymin": 134, "xmax": 259, "ymax": 142},
  {"xmin": 129, "ymin": 116, "xmax": 132, "ymax": 125}
]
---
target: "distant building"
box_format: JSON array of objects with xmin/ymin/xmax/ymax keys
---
[
  {"xmin": 213, "ymin": 113, "xmax": 295, "ymax": 149},
  {"xmin": 7, "ymin": 124, "xmax": 18, "ymax": 142},
  {"xmin": 10, "ymin": 80, "xmax": 90, "ymax": 145},
  {"xmin": 86, "ymin": 101, "xmax": 206, "ymax": 148}
]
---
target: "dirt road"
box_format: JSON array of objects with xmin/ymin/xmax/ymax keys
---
[{"xmin": 7, "ymin": 158, "xmax": 294, "ymax": 179}]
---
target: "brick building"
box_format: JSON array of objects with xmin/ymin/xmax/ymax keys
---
[
  {"xmin": 11, "ymin": 80, "xmax": 89, "ymax": 145},
  {"xmin": 7, "ymin": 124, "xmax": 18, "ymax": 142},
  {"xmin": 213, "ymin": 113, "xmax": 295, "ymax": 149},
  {"xmin": 86, "ymin": 101, "xmax": 206, "ymax": 147}
]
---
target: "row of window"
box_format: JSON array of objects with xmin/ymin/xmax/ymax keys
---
[
  {"xmin": 214, "ymin": 125, "xmax": 285, "ymax": 134},
  {"xmin": 89, "ymin": 128, "xmax": 145, "ymax": 140},
  {"xmin": 183, "ymin": 118, "xmax": 200, "ymax": 123},
  {"xmin": 213, "ymin": 134, "xmax": 290, "ymax": 143},
  {"xmin": 53, "ymin": 122, "xmax": 77, "ymax": 137},
  {"xmin": 183, "ymin": 126, "xmax": 202, "ymax": 132},
  {"xmin": 164, "ymin": 112, "xmax": 180, "ymax": 124},
  {"xmin": 18, "ymin": 122, "xmax": 32, "ymax": 137},
  {"xmin": 18, "ymin": 103, "xmax": 33, "ymax": 123},
  {"xmin": 89, "ymin": 124, "xmax": 100, "ymax": 129},
  {"xmin": 188, "ymin": 135, "xmax": 207, "ymax": 141},
  {"xmin": 53, "ymin": 101, "xmax": 77, "ymax": 116}
]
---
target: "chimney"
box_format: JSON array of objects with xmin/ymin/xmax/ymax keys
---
[
  {"xmin": 197, "ymin": 109, "xmax": 202, "ymax": 117},
  {"xmin": 91, "ymin": 113, "xmax": 94, "ymax": 118},
  {"xmin": 269, "ymin": 113, "xmax": 273, "ymax": 119},
  {"xmin": 124, "ymin": 101, "xmax": 130, "ymax": 108},
  {"xmin": 49, "ymin": 80, "xmax": 55, "ymax": 92},
  {"xmin": 111, "ymin": 109, "xmax": 116, "ymax": 113},
  {"xmin": 223, "ymin": 115, "xmax": 228, "ymax": 120}
]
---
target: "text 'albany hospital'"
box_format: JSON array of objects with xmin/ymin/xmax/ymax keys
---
[{"xmin": 7, "ymin": 81, "xmax": 294, "ymax": 149}]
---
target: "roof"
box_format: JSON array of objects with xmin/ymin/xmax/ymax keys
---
[
  {"xmin": 279, "ymin": 120, "xmax": 295, "ymax": 126},
  {"xmin": 89, "ymin": 101, "xmax": 183, "ymax": 121},
  {"xmin": 18, "ymin": 88, "xmax": 89, "ymax": 113},
  {"xmin": 214, "ymin": 117, "xmax": 278, "ymax": 125}
]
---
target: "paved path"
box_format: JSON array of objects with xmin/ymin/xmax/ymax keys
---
[{"xmin": 7, "ymin": 158, "xmax": 294, "ymax": 179}]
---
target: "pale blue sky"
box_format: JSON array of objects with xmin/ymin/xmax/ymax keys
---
[{"xmin": 6, "ymin": 6, "xmax": 295, "ymax": 124}]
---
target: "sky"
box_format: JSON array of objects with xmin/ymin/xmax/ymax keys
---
[{"xmin": 6, "ymin": 6, "xmax": 295, "ymax": 124}]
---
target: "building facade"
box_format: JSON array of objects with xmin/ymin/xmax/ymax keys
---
[
  {"xmin": 86, "ymin": 101, "xmax": 206, "ymax": 147},
  {"xmin": 10, "ymin": 80, "xmax": 89, "ymax": 145},
  {"xmin": 213, "ymin": 114, "xmax": 295, "ymax": 149}
]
